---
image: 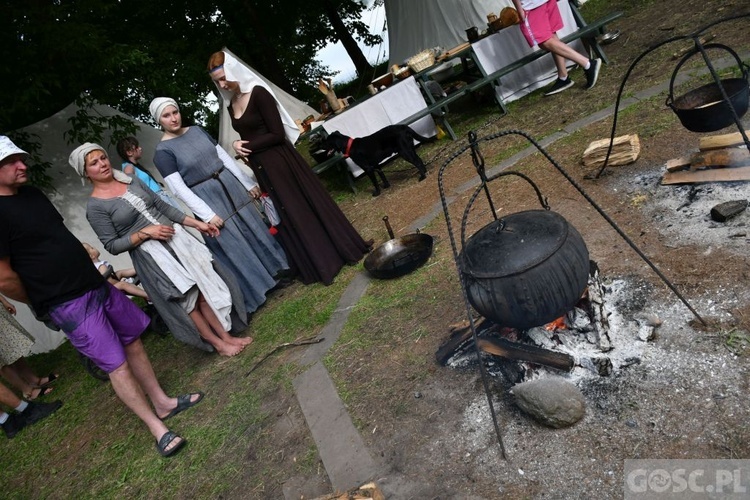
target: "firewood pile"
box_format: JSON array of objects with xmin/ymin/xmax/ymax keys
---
[
  {"xmin": 581, "ymin": 134, "xmax": 641, "ymax": 169},
  {"xmin": 662, "ymin": 130, "xmax": 750, "ymax": 185}
]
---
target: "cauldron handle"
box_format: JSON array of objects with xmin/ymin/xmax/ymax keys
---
[
  {"xmin": 382, "ymin": 216, "xmax": 396, "ymax": 240},
  {"xmin": 459, "ymin": 170, "xmax": 549, "ymax": 252},
  {"xmin": 666, "ymin": 43, "xmax": 748, "ymax": 110}
]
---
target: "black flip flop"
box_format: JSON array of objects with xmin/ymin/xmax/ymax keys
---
[
  {"xmin": 38, "ymin": 373, "xmax": 59, "ymax": 388},
  {"xmin": 26, "ymin": 386, "xmax": 54, "ymax": 401},
  {"xmin": 156, "ymin": 430, "xmax": 186, "ymax": 457},
  {"xmin": 159, "ymin": 391, "xmax": 205, "ymax": 421}
]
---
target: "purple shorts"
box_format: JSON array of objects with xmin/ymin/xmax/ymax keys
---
[
  {"xmin": 48, "ymin": 283, "xmax": 150, "ymax": 373},
  {"xmin": 520, "ymin": 0, "xmax": 564, "ymax": 47}
]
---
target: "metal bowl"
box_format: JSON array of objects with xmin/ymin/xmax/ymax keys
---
[
  {"xmin": 364, "ymin": 233, "xmax": 434, "ymax": 279},
  {"xmin": 597, "ymin": 30, "xmax": 621, "ymax": 45}
]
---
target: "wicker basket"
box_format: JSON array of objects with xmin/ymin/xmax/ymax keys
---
[
  {"xmin": 394, "ymin": 67, "xmax": 412, "ymax": 80},
  {"xmin": 407, "ymin": 50, "xmax": 436, "ymax": 73}
]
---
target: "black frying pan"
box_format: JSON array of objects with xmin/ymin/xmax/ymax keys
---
[{"xmin": 364, "ymin": 216, "xmax": 434, "ymax": 279}]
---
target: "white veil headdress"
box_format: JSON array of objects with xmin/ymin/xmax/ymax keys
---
[{"xmin": 214, "ymin": 49, "xmax": 301, "ymax": 145}]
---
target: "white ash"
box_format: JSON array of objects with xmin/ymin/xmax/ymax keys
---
[
  {"xmin": 446, "ymin": 275, "xmax": 662, "ymax": 382},
  {"xmin": 609, "ymin": 168, "xmax": 750, "ymax": 256}
]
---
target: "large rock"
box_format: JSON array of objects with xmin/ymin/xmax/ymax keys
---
[{"xmin": 511, "ymin": 378, "xmax": 586, "ymax": 428}]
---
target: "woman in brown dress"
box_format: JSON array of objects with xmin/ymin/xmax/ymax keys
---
[{"xmin": 208, "ymin": 50, "xmax": 372, "ymax": 285}]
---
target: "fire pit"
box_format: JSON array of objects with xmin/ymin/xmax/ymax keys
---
[
  {"xmin": 436, "ymin": 129, "xmax": 706, "ymax": 459},
  {"xmin": 435, "ymin": 262, "xmax": 655, "ymax": 384}
]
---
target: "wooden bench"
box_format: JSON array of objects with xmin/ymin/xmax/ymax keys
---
[
  {"xmin": 310, "ymin": 153, "xmax": 358, "ymax": 193},
  {"xmin": 400, "ymin": 8, "xmax": 623, "ymax": 133}
]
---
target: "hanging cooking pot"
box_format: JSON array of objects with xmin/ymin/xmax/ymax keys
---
[
  {"xmin": 458, "ymin": 174, "xmax": 589, "ymax": 329},
  {"xmin": 364, "ymin": 216, "xmax": 434, "ymax": 279},
  {"xmin": 666, "ymin": 43, "xmax": 749, "ymax": 133}
]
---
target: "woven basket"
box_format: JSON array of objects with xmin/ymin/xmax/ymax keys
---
[
  {"xmin": 394, "ymin": 67, "xmax": 412, "ymax": 80},
  {"xmin": 407, "ymin": 50, "xmax": 436, "ymax": 73}
]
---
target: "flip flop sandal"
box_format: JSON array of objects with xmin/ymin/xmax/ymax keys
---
[
  {"xmin": 159, "ymin": 391, "xmax": 205, "ymax": 421},
  {"xmin": 156, "ymin": 430, "xmax": 186, "ymax": 457},
  {"xmin": 25, "ymin": 386, "xmax": 54, "ymax": 401},
  {"xmin": 38, "ymin": 373, "xmax": 60, "ymax": 388}
]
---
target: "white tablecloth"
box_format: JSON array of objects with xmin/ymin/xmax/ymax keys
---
[
  {"xmin": 472, "ymin": 0, "xmax": 585, "ymax": 104},
  {"xmin": 319, "ymin": 76, "xmax": 436, "ymax": 176}
]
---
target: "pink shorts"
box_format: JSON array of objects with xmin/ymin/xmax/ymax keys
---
[
  {"xmin": 48, "ymin": 283, "xmax": 150, "ymax": 373},
  {"xmin": 520, "ymin": 0, "xmax": 564, "ymax": 47}
]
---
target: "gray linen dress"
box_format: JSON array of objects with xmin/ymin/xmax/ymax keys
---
[
  {"xmin": 153, "ymin": 127, "xmax": 288, "ymax": 313},
  {"xmin": 86, "ymin": 178, "xmax": 247, "ymax": 352}
]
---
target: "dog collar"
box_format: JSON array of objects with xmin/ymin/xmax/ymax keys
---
[{"xmin": 344, "ymin": 137, "xmax": 354, "ymax": 158}]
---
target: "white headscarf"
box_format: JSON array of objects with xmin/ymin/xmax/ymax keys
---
[
  {"xmin": 149, "ymin": 97, "xmax": 179, "ymax": 124},
  {"xmin": 212, "ymin": 49, "xmax": 300, "ymax": 144},
  {"xmin": 69, "ymin": 142, "xmax": 132, "ymax": 185}
]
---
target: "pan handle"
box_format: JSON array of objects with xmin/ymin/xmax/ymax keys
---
[{"xmin": 382, "ymin": 216, "xmax": 395, "ymax": 240}]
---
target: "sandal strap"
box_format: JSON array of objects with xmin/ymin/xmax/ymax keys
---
[{"xmin": 157, "ymin": 430, "xmax": 178, "ymax": 449}]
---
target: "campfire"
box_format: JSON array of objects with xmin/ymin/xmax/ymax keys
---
[{"xmin": 436, "ymin": 262, "xmax": 653, "ymax": 383}]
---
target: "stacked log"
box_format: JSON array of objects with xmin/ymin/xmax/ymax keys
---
[{"xmin": 582, "ymin": 134, "xmax": 641, "ymax": 169}]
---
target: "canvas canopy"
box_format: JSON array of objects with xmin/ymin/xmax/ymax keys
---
[{"xmin": 385, "ymin": 0, "xmax": 514, "ymax": 66}]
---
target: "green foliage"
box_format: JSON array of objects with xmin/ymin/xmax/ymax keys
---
[
  {"xmin": 2, "ymin": 0, "xmax": 382, "ymax": 142},
  {"xmin": 722, "ymin": 328, "xmax": 750, "ymax": 356},
  {"xmin": 2, "ymin": 131, "xmax": 55, "ymax": 192}
]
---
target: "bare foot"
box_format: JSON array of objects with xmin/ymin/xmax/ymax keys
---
[
  {"xmin": 24, "ymin": 386, "xmax": 54, "ymax": 401},
  {"xmin": 214, "ymin": 341, "xmax": 245, "ymax": 357},
  {"xmin": 229, "ymin": 336, "xmax": 254, "ymax": 347},
  {"xmin": 36, "ymin": 373, "xmax": 60, "ymax": 387}
]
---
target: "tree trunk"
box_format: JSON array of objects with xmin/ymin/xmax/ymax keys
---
[{"xmin": 321, "ymin": 0, "xmax": 373, "ymax": 76}]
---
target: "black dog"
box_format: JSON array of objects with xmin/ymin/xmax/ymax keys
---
[{"xmin": 322, "ymin": 125, "xmax": 435, "ymax": 196}]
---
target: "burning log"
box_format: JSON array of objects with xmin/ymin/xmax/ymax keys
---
[
  {"xmin": 435, "ymin": 318, "xmax": 489, "ymax": 365},
  {"xmin": 436, "ymin": 319, "xmax": 574, "ymax": 372},
  {"xmin": 477, "ymin": 337, "xmax": 574, "ymax": 372}
]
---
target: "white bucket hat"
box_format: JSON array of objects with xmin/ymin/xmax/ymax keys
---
[{"xmin": 0, "ymin": 136, "xmax": 28, "ymax": 163}]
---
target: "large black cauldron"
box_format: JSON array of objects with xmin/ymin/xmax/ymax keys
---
[{"xmin": 459, "ymin": 209, "xmax": 589, "ymax": 329}]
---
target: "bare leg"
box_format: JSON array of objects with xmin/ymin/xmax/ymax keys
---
[
  {"xmin": 122, "ymin": 339, "xmax": 175, "ymax": 412},
  {"xmin": 0, "ymin": 363, "xmax": 51, "ymax": 399},
  {"xmin": 188, "ymin": 308, "xmax": 243, "ymax": 356},
  {"xmin": 539, "ymin": 34, "xmax": 589, "ymax": 76},
  {"xmin": 196, "ymin": 295, "xmax": 253, "ymax": 348},
  {"xmin": 551, "ymin": 52, "xmax": 568, "ymax": 80},
  {"xmin": 0, "ymin": 380, "xmax": 22, "ymax": 409},
  {"xmin": 1, "ymin": 365, "xmax": 32, "ymax": 393},
  {"xmin": 4, "ymin": 357, "xmax": 51, "ymax": 386},
  {"xmin": 122, "ymin": 339, "xmax": 202, "ymax": 420},
  {"xmin": 107, "ymin": 359, "xmax": 182, "ymax": 453}
]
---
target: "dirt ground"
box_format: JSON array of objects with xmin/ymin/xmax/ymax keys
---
[{"xmin": 223, "ymin": 2, "xmax": 750, "ymax": 498}]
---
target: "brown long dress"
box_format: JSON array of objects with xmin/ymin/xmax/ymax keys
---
[{"xmin": 230, "ymin": 86, "xmax": 370, "ymax": 285}]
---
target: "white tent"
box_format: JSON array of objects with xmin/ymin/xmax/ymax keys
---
[
  {"xmin": 385, "ymin": 0, "xmax": 514, "ymax": 66},
  {"xmin": 14, "ymin": 102, "xmax": 164, "ymax": 353}
]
